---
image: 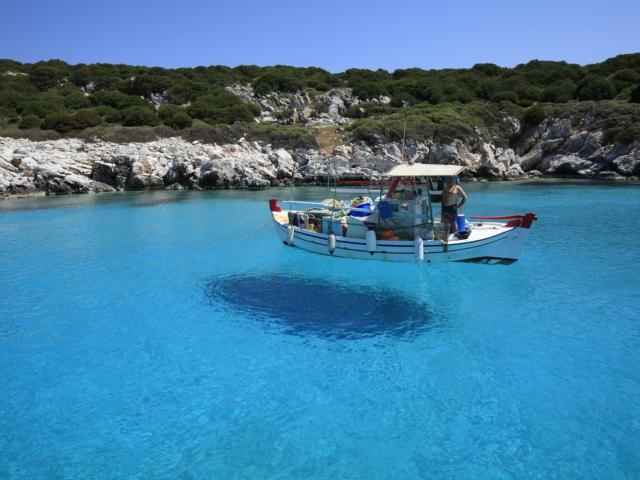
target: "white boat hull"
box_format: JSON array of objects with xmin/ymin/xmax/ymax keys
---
[{"xmin": 272, "ymin": 214, "xmax": 532, "ymax": 264}]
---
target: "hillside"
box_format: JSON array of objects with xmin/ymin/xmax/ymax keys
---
[
  {"xmin": 2, "ymin": 55, "xmax": 640, "ymax": 144},
  {"xmin": 1, "ymin": 55, "xmax": 640, "ymax": 195}
]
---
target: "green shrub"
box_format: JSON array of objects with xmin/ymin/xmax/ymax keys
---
[
  {"xmin": 542, "ymin": 80, "xmax": 575, "ymax": 102},
  {"xmin": 471, "ymin": 63, "xmax": 503, "ymax": 76},
  {"xmin": 220, "ymin": 104, "xmax": 259, "ymax": 123},
  {"xmin": 29, "ymin": 66, "xmax": 61, "ymax": 90},
  {"xmin": 0, "ymin": 91, "xmax": 23, "ymax": 110},
  {"xmin": 90, "ymin": 90, "xmax": 124, "ymax": 108},
  {"xmin": 167, "ymin": 111, "xmax": 193, "ymax": 129},
  {"xmin": 166, "ymin": 81, "xmax": 206, "ymax": 104},
  {"xmin": 491, "ymin": 91, "xmax": 519, "ymax": 103},
  {"xmin": 447, "ymin": 88, "xmax": 474, "ymax": 103},
  {"xmin": 517, "ymin": 99, "xmax": 534, "ymax": 108},
  {"xmin": 349, "ymin": 112, "xmax": 439, "ymax": 145},
  {"xmin": 158, "ymin": 104, "xmax": 182, "ymax": 123},
  {"xmin": 413, "ymin": 81, "xmax": 445, "ymax": 104},
  {"xmin": 476, "ymin": 78, "xmax": 499, "ymax": 100},
  {"xmin": 64, "ymin": 91, "xmax": 91, "ymax": 109},
  {"xmin": 153, "ymin": 125, "xmax": 177, "ymax": 137},
  {"xmin": 188, "ymin": 92, "xmax": 259, "ymax": 124},
  {"xmin": 126, "ymin": 74, "xmax": 173, "ymax": 97},
  {"xmin": 19, "ymin": 114, "xmax": 41, "ymax": 129},
  {"xmin": 187, "ymin": 90, "xmax": 242, "ymax": 118},
  {"xmin": 91, "ymin": 90, "xmax": 148, "ymax": 109},
  {"xmin": 122, "ymin": 106, "xmax": 159, "ymax": 127},
  {"xmin": 515, "ymin": 59, "xmax": 582, "ymax": 85},
  {"xmin": 42, "ymin": 112, "xmax": 77, "ymax": 132},
  {"xmin": 575, "ymin": 75, "xmax": 617, "ymax": 101},
  {"xmin": 615, "ymin": 126, "xmax": 640, "ymax": 144},
  {"xmin": 0, "ymin": 106, "xmax": 18, "ymax": 123},
  {"xmin": 19, "ymin": 94, "xmax": 64, "ymax": 118},
  {"xmin": 344, "ymin": 103, "xmax": 394, "ymax": 118},
  {"xmin": 351, "ymin": 81, "xmax": 388, "ymax": 100},
  {"xmin": 95, "ymin": 105, "xmax": 117, "ymax": 116},
  {"xmin": 611, "ymin": 69, "xmax": 640, "ymax": 91},
  {"xmin": 103, "ymin": 108, "xmax": 123, "ymax": 123},
  {"xmin": 630, "ymin": 85, "xmax": 640, "ymax": 103},
  {"xmin": 435, "ymin": 120, "xmax": 475, "ymax": 143},
  {"xmin": 183, "ymin": 123, "xmax": 236, "ymax": 144},
  {"xmin": 74, "ymin": 108, "xmax": 103, "ymax": 129},
  {"xmin": 39, "ymin": 109, "xmax": 101, "ymax": 132},
  {"xmin": 253, "ymin": 72, "xmax": 303, "ymax": 95},
  {"xmin": 523, "ymin": 86, "xmax": 543, "ymax": 101},
  {"xmin": 522, "ymin": 105, "xmax": 547, "ymax": 127},
  {"xmin": 0, "ymin": 127, "xmax": 61, "ymax": 141},
  {"xmin": 350, "ymin": 120, "xmax": 385, "ymax": 144},
  {"xmin": 442, "ymin": 77, "xmax": 478, "ymax": 103},
  {"xmin": 390, "ymin": 93, "xmax": 416, "ymax": 108},
  {"xmin": 238, "ymin": 123, "xmax": 318, "ymax": 149}
]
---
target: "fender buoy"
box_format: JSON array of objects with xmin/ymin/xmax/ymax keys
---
[
  {"xmin": 366, "ymin": 230, "xmax": 377, "ymax": 255},
  {"xmin": 328, "ymin": 233, "xmax": 336, "ymax": 254},
  {"xmin": 415, "ymin": 236, "xmax": 424, "ymax": 262},
  {"xmin": 286, "ymin": 225, "xmax": 295, "ymax": 245}
]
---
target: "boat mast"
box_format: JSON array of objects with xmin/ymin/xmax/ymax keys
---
[
  {"xmin": 400, "ymin": 100, "xmax": 408, "ymax": 164},
  {"xmin": 399, "ymin": 101, "xmax": 408, "ymax": 224},
  {"xmin": 329, "ymin": 157, "xmax": 337, "ymax": 225}
]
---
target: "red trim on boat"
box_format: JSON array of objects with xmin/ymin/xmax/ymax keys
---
[
  {"xmin": 269, "ymin": 199, "xmax": 282, "ymax": 212},
  {"xmin": 470, "ymin": 213, "xmax": 537, "ymax": 229}
]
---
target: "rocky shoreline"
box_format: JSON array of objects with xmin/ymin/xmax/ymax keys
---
[{"xmin": 1, "ymin": 113, "xmax": 639, "ymax": 198}]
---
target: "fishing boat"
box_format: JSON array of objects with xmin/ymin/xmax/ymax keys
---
[{"xmin": 269, "ymin": 164, "xmax": 537, "ymax": 264}]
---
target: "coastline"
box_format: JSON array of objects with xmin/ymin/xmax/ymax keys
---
[
  {"xmin": 2, "ymin": 173, "xmax": 637, "ymax": 202},
  {"xmin": 1, "ymin": 117, "xmax": 639, "ymax": 199}
]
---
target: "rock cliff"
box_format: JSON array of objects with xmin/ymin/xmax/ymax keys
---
[{"xmin": 1, "ymin": 110, "xmax": 639, "ymax": 197}]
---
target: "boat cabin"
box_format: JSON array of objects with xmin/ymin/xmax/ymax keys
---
[{"xmin": 278, "ymin": 164, "xmax": 464, "ymax": 242}]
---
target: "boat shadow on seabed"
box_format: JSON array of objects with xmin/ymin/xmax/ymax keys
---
[{"xmin": 203, "ymin": 273, "xmax": 444, "ymax": 341}]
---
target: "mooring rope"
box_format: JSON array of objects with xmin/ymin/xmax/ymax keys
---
[{"xmin": 235, "ymin": 218, "xmax": 273, "ymax": 243}]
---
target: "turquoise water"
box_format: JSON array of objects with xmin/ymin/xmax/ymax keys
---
[{"xmin": 1, "ymin": 181, "xmax": 639, "ymax": 479}]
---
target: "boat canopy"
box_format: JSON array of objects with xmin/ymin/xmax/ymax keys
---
[{"xmin": 385, "ymin": 164, "xmax": 464, "ymax": 177}]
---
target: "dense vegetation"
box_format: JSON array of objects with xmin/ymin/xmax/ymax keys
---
[{"xmin": 1, "ymin": 54, "xmax": 639, "ymax": 146}]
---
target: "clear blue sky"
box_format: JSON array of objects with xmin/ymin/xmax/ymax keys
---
[{"xmin": 3, "ymin": 0, "xmax": 639, "ymax": 72}]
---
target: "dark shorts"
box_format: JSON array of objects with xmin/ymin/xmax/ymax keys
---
[{"xmin": 442, "ymin": 205, "xmax": 457, "ymax": 223}]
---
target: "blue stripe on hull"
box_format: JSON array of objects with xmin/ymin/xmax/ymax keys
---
[{"xmin": 278, "ymin": 223, "xmax": 514, "ymax": 255}]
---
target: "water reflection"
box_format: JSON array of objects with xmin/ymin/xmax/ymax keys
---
[
  {"xmin": 0, "ymin": 190, "xmax": 198, "ymax": 213},
  {"xmin": 204, "ymin": 273, "xmax": 440, "ymax": 340},
  {"xmin": 129, "ymin": 192, "xmax": 191, "ymax": 208}
]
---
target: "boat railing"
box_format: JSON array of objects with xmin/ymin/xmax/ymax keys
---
[
  {"xmin": 331, "ymin": 188, "xmax": 387, "ymax": 195},
  {"xmin": 284, "ymin": 200, "xmax": 372, "ymax": 215}
]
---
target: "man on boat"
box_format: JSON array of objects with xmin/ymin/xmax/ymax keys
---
[{"xmin": 441, "ymin": 176, "xmax": 468, "ymax": 251}]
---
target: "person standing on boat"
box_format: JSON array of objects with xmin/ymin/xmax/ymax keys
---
[{"xmin": 441, "ymin": 177, "xmax": 468, "ymax": 250}]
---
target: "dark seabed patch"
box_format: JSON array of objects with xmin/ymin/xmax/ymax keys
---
[
  {"xmin": 129, "ymin": 192, "xmax": 191, "ymax": 208},
  {"xmin": 0, "ymin": 191, "xmax": 192, "ymax": 213},
  {"xmin": 204, "ymin": 273, "xmax": 440, "ymax": 340}
]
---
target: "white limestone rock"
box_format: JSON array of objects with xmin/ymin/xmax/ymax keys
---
[
  {"xmin": 538, "ymin": 154, "xmax": 594, "ymax": 174},
  {"xmin": 497, "ymin": 111, "xmax": 520, "ymax": 137},
  {"xmin": 479, "ymin": 143, "xmax": 506, "ymax": 177},
  {"xmin": 495, "ymin": 148, "xmax": 516, "ymax": 169},
  {"xmin": 505, "ymin": 163, "xmax": 526, "ymax": 180},
  {"xmin": 518, "ymin": 145, "xmax": 544, "ymax": 171},
  {"xmin": 546, "ymin": 118, "xmax": 573, "ymax": 140},
  {"xmin": 613, "ymin": 153, "xmax": 640, "ymax": 176},
  {"xmin": 314, "ymin": 88, "xmax": 359, "ymax": 126}
]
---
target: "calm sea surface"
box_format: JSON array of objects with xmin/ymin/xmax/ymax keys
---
[{"xmin": 1, "ymin": 181, "xmax": 639, "ymax": 479}]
